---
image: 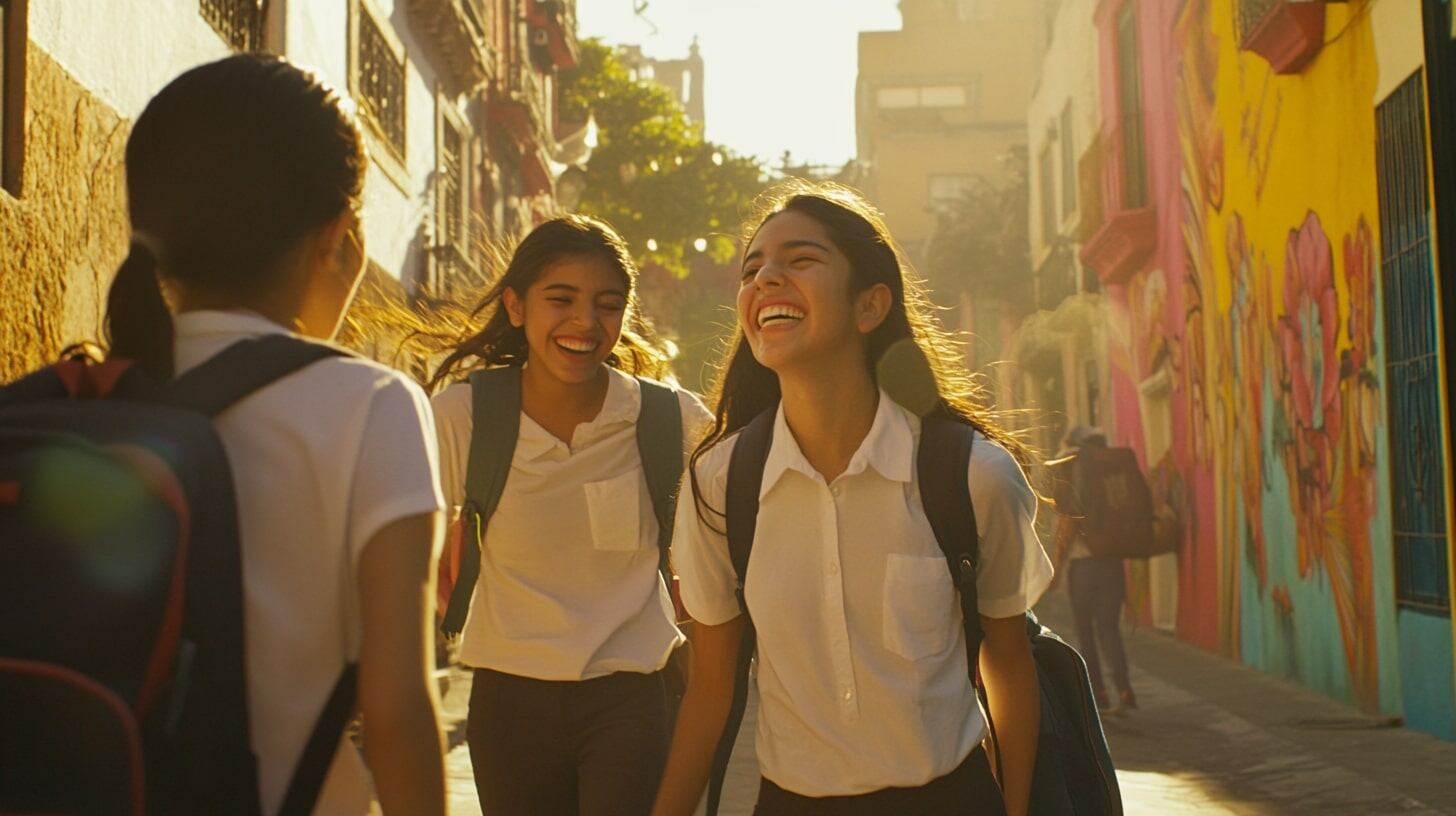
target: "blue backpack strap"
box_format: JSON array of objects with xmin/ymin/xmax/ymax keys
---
[
  {"xmin": 706, "ymin": 407, "xmax": 776, "ymax": 816},
  {"xmin": 635, "ymin": 378, "xmax": 683, "ymax": 579},
  {"xmin": 440, "ymin": 366, "xmax": 522, "ymax": 637},
  {"xmin": 161, "ymin": 334, "xmax": 349, "ymax": 417}
]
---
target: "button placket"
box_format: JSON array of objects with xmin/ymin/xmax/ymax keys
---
[{"xmin": 821, "ymin": 481, "xmax": 858, "ymax": 719}]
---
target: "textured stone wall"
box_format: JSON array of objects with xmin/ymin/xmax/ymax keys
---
[{"xmin": 0, "ymin": 46, "xmax": 129, "ymax": 382}]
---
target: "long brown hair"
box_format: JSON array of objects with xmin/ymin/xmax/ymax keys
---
[
  {"xmin": 105, "ymin": 55, "xmax": 366, "ymax": 378},
  {"xmin": 426, "ymin": 214, "xmax": 669, "ymax": 390},
  {"xmin": 689, "ymin": 180, "xmax": 1033, "ymax": 525}
]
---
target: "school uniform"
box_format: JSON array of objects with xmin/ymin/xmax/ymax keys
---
[
  {"xmin": 674, "ymin": 392, "xmax": 1054, "ymax": 814},
  {"xmin": 173, "ymin": 310, "xmax": 446, "ymax": 816},
  {"xmin": 431, "ymin": 367, "xmax": 712, "ymax": 815}
]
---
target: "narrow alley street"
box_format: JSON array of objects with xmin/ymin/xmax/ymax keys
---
[{"xmin": 440, "ymin": 592, "xmax": 1456, "ymax": 815}]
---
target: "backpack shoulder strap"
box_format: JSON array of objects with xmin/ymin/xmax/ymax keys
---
[
  {"xmin": 706, "ymin": 407, "xmax": 776, "ymax": 816},
  {"xmin": 724, "ymin": 409, "xmax": 776, "ymax": 585},
  {"xmin": 440, "ymin": 366, "xmax": 522, "ymax": 637},
  {"xmin": 162, "ymin": 334, "xmax": 350, "ymax": 416},
  {"xmin": 635, "ymin": 378, "xmax": 684, "ymax": 577},
  {"xmin": 916, "ymin": 415, "xmax": 983, "ymax": 676},
  {"xmin": 276, "ymin": 665, "xmax": 357, "ymax": 816}
]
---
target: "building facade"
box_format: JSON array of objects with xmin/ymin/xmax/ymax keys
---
[
  {"xmin": 618, "ymin": 39, "xmax": 705, "ymax": 126},
  {"xmin": 856, "ymin": 0, "xmax": 1051, "ymax": 259},
  {"xmin": 1017, "ymin": 0, "xmax": 1108, "ymax": 458},
  {"xmin": 1029, "ymin": 0, "xmax": 1456, "ymax": 739},
  {"xmin": 0, "ymin": 0, "xmax": 579, "ymax": 379}
]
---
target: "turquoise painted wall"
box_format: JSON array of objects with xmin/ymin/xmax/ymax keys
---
[{"xmin": 1398, "ymin": 609, "xmax": 1456, "ymax": 739}]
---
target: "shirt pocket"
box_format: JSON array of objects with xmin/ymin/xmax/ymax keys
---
[
  {"xmin": 583, "ymin": 470, "xmax": 643, "ymax": 553},
  {"xmin": 882, "ymin": 554, "xmax": 957, "ymax": 662}
]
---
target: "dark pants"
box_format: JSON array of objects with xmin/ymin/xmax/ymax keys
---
[
  {"xmin": 753, "ymin": 746, "xmax": 1005, "ymax": 816},
  {"xmin": 1068, "ymin": 557, "xmax": 1130, "ymax": 695},
  {"xmin": 467, "ymin": 667, "xmax": 667, "ymax": 816}
]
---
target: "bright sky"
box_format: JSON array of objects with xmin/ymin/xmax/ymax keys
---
[{"xmin": 576, "ymin": 0, "xmax": 903, "ymax": 170}]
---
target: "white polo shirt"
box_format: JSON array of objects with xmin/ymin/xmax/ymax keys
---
[
  {"xmin": 432, "ymin": 367, "xmax": 713, "ymax": 680},
  {"xmin": 673, "ymin": 392, "xmax": 1054, "ymax": 797},
  {"xmin": 173, "ymin": 310, "xmax": 445, "ymax": 816}
]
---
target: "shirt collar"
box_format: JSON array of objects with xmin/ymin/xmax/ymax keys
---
[
  {"xmin": 173, "ymin": 309, "xmax": 291, "ymax": 340},
  {"xmin": 172, "ymin": 310, "xmax": 295, "ymax": 375},
  {"xmin": 759, "ymin": 389, "xmax": 915, "ymax": 499},
  {"xmin": 515, "ymin": 366, "xmax": 641, "ymax": 461}
]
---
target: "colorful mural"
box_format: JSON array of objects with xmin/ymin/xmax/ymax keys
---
[{"xmin": 1099, "ymin": 0, "xmax": 1408, "ymax": 717}]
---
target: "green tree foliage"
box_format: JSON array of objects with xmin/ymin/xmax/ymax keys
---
[
  {"xmin": 923, "ymin": 145, "xmax": 1033, "ymax": 311},
  {"xmin": 559, "ymin": 39, "xmax": 766, "ymax": 390},
  {"xmin": 559, "ymin": 39, "xmax": 763, "ymax": 275}
]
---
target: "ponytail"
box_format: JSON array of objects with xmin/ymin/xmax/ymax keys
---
[{"xmin": 104, "ymin": 242, "xmax": 174, "ymax": 379}]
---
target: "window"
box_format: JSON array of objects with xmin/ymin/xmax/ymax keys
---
[
  {"xmin": 1039, "ymin": 141, "xmax": 1057, "ymax": 245},
  {"xmin": 434, "ymin": 103, "xmax": 473, "ymax": 292},
  {"xmin": 920, "ymin": 86, "xmax": 967, "ymax": 107},
  {"xmin": 1, "ymin": 0, "xmax": 24, "ymax": 197},
  {"xmin": 1377, "ymin": 71, "xmax": 1450, "ymax": 613},
  {"xmin": 876, "ymin": 85, "xmax": 969, "ymax": 110},
  {"xmin": 928, "ymin": 174, "xmax": 973, "ymax": 213},
  {"xmin": 1114, "ymin": 3, "xmax": 1148, "ymax": 209},
  {"xmin": 351, "ymin": 1, "xmax": 407, "ymax": 164},
  {"xmin": 200, "ymin": 0, "xmax": 264, "ymax": 52},
  {"xmin": 876, "ymin": 87, "xmax": 920, "ymax": 109},
  {"xmin": 1059, "ymin": 103, "xmax": 1076, "ymax": 220}
]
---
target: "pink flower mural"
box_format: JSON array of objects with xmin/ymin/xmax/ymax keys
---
[{"xmin": 1278, "ymin": 212, "xmax": 1342, "ymax": 576}]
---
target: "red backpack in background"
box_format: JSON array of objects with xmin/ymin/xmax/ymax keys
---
[{"xmin": 1074, "ymin": 445, "xmax": 1157, "ymax": 560}]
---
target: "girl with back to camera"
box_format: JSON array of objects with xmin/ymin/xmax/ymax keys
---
[
  {"xmin": 105, "ymin": 55, "xmax": 447, "ymax": 814},
  {"xmin": 428, "ymin": 215, "xmax": 712, "ymax": 816},
  {"xmin": 654, "ymin": 182, "xmax": 1053, "ymax": 816}
]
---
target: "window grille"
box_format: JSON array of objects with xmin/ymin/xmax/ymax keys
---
[
  {"xmin": 441, "ymin": 123, "xmax": 465, "ymax": 251},
  {"xmin": 357, "ymin": 8, "xmax": 406, "ymax": 160},
  {"xmin": 433, "ymin": 115, "xmax": 474, "ymax": 291},
  {"xmin": 1115, "ymin": 4, "xmax": 1148, "ymax": 210},
  {"xmin": 1377, "ymin": 70, "xmax": 1451, "ymax": 613},
  {"xmin": 200, "ymin": 0, "xmax": 263, "ymax": 52}
]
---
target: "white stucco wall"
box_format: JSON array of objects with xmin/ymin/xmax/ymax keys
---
[
  {"xmin": 31, "ymin": 0, "xmax": 454, "ymax": 286},
  {"xmin": 28, "ymin": 0, "xmax": 234, "ymax": 120},
  {"xmin": 287, "ymin": 0, "xmax": 447, "ymax": 284},
  {"xmin": 1025, "ymin": 0, "xmax": 1099, "ymax": 264}
]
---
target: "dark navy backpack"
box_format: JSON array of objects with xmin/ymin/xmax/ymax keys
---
[
  {"xmin": 0, "ymin": 335, "xmax": 358, "ymax": 816},
  {"xmin": 708, "ymin": 407, "xmax": 1123, "ymax": 816}
]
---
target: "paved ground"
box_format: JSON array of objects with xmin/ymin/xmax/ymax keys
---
[{"xmin": 440, "ymin": 589, "xmax": 1456, "ymax": 814}]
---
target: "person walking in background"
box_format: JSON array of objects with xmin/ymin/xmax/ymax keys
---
[
  {"xmin": 104, "ymin": 55, "xmax": 448, "ymax": 814},
  {"xmin": 1050, "ymin": 425, "xmax": 1137, "ymax": 715},
  {"xmin": 427, "ymin": 215, "xmax": 712, "ymax": 816},
  {"xmin": 654, "ymin": 182, "xmax": 1051, "ymax": 816}
]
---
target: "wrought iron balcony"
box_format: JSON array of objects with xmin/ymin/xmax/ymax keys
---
[
  {"xmin": 527, "ymin": 0, "xmax": 579, "ymax": 69},
  {"xmin": 489, "ymin": 61, "xmax": 548, "ymax": 146},
  {"xmin": 406, "ymin": 0, "xmax": 497, "ymax": 95},
  {"xmin": 1079, "ymin": 121, "xmax": 1157, "ymax": 285},
  {"xmin": 1237, "ymin": 0, "xmax": 1333, "ymax": 74}
]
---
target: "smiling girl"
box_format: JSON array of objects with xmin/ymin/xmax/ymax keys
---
[
  {"xmin": 654, "ymin": 183, "xmax": 1052, "ymax": 816},
  {"xmin": 428, "ymin": 215, "xmax": 711, "ymax": 816}
]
